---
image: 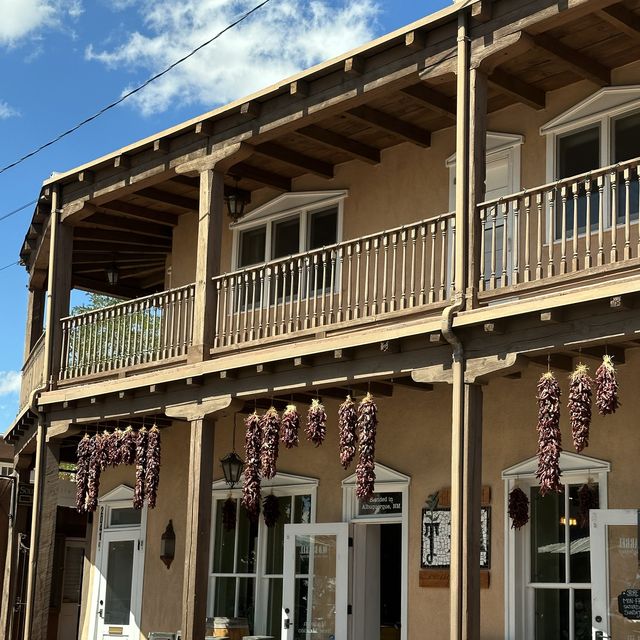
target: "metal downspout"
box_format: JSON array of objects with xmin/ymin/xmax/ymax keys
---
[{"xmin": 443, "ymin": 7, "xmax": 470, "ymax": 640}]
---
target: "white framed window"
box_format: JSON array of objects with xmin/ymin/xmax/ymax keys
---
[
  {"xmin": 231, "ymin": 191, "xmax": 347, "ymax": 270},
  {"xmin": 0, "ymin": 462, "xmax": 13, "ymax": 477},
  {"xmin": 502, "ymin": 452, "xmax": 610, "ymax": 640},
  {"xmin": 542, "ymin": 86, "xmax": 640, "ymax": 239},
  {"xmin": 209, "ymin": 472, "xmax": 318, "ymax": 637}
]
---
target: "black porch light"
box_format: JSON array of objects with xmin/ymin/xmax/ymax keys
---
[
  {"xmin": 105, "ymin": 263, "xmax": 119, "ymax": 286},
  {"xmin": 225, "ymin": 177, "xmax": 249, "ymax": 222},
  {"xmin": 220, "ymin": 412, "xmax": 244, "ymax": 488},
  {"xmin": 160, "ymin": 520, "xmax": 176, "ymax": 569}
]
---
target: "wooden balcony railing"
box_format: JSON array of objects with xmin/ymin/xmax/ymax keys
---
[
  {"xmin": 477, "ymin": 156, "xmax": 640, "ymax": 293},
  {"xmin": 212, "ymin": 213, "xmax": 455, "ymax": 348},
  {"xmin": 59, "ymin": 283, "xmax": 196, "ymax": 380},
  {"xmin": 20, "ymin": 333, "xmax": 46, "ymax": 409}
]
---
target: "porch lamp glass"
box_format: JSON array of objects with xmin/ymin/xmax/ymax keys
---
[
  {"xmin": 225, "ymin": 183, "xmax": 248, "ymax": 222},
  {"xmin": 220, "ymin": 451, "xmax": 244, "ymax": 488},
  {"xmin": 160, "ymin": 520, "xmax": 176, "ymax": 569}
]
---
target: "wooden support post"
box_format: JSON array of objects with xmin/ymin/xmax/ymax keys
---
[
  {"xmin": 462, "ymin": 383, "xmax": 483, "ymax": 640},
  {"xmin": 43, "ymin": 187, "xmax": 73, "ymax": 387},
  {"xmin": 23, "ymin": 284, "xmax": 45, "ymax": 361},
  {"xmin": 182, "ymin": 416, "xmax": 215, "ymax": 640},
  {"xmin": 23, "ymin": 432, "xmax": 60, "ymax": 640},
  {"xmin": 190, "ymin": 169, "xmax": 224, "ymax": 361},
  {"xmin": 467, "ymin": 67, "xmax": 488, "ymax": 308}
]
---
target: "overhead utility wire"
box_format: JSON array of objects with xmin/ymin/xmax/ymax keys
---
[
  {"xmin": 0, "ymin": 200, "xmax": 38, "ymax": 223},
  {"xmin": 0, "ymin": 0, "xmax": 272, "ymax": 177}
]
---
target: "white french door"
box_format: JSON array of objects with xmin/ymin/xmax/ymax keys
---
[
  {"xmin": 94, "ymin": 528, "xmax": 145, "ymax": 640},
  {"xmin": 590, "ymin": 509, "xmax": 640, "ymax": 640},
  {"xmin": 281, "ymin": 522, "xmax": 350, "ymax": 640}
]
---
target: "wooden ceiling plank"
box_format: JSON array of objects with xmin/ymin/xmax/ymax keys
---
[
  {"xmin": 346, "ymin": 105, "xmax": 431, "ymax": 147},
  {"xmin": 99, "ymin": 200, "xmax": 178, "ymax": 226},
  {"xmin": 73, "ymin": 255, "xmax": 164, "ymax": 265},
  {"xmin": 253, "ymin": 142, "xmax": 334, "ymax": 178},
  {"xmin": 119, "ymin": 266, "xmax": 166, "ymax": 281},
  {"xmin": 82, "ymin": 212, "xmax": 173, "ymax": 239},
  {"xmin": 528, "ymin": 32, "xmax": 611, "ymax": 86},
  {"xmin": 135, "ymin": 187, "xmax": 198, "ymax": 211},
  {"xmin": 598, "ymin": 4, "xmax": 640, "ymax": 43},
  {"xmin": 401, "ymin": 83, "xmax": 456, "ymax": 120},
  {"xmin": 73, "ymin": 243, "xmax": 170, "ymax": 254},
  {"xmin": 74, "ymin": 228, "xmax": 172, "ymax": 248},
  {"xmin": 73, "ymin": 276, "xmax": 145, "ymax": 298},
  {"xmin": 488, "ymin": 68, "xmax": 546, "ymax": 109},
  {"xmin": 296, "ymin": 125, "xmax": 380, "ymax": 164},
  {"xmin": 231, "ymin": 163, "xmax": 292, "ymax": 191}
]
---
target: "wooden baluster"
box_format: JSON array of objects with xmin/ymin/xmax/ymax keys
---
[
  {"xmin": 295, "ymin": 259, "xmax": 303, "ymax": 330},
  {"xmin": 354, "ymin": 242, "xmax": 362, "ymax": 319},
  {"xmin": 304, "ymin": 256, "xmax": 311, "ymax": 329},
  {"xmin": 264, "ymin": 267, "xmax": 272, "ymax": 338},
  {"xmin": 624, "ymin": 167, "xmax": 631, "ymax": 260},
  {"xmin": 229, "ymin": 275, "xmax": 237, "ymax": 344},
  {"xmin": 126, "ymin": 304, "xmax": 135, "ymax": 366},
  {"xmin": 597, "ymin": 176, "xmax": 605, "ymax": 266},
  {"xmin": 160, "ymin": 294, "xmax": 169, "ymax": 358},
  {"xmin": 289, "ymin": 260, "xmax": 296, "ymax": 332},
  {"xmin": 450, "ymin": 218, "xmax": 456, "ymax": 294},
  {"xmin": 60, "ymin": 320, "xmax": 68, "ymax": 378},
  {"xmin": 409, "ymin": 226, "xmax": 417, "ymax": 307},
  {"xmin": 523, "ymin": 195, "xmax": 531, "ymax": 283},
  {"xmin": 214, "ymin": 280, "xmax": 222, "ymax": 348},
  {"xmin": 320, "ymin": 252, "xmax": 328, "ymax": 326},
  {"xmin": 572, "ymin": 182, "xmax": 579, "ymax": 272},
  {"xmin": 501, "ymin": 202, "xmax": 509, "ymax": 286},
  {"xmin": 258, "ymin": 269, "xmax": 265, "ymax": 338},
  {"xmin": 363, "ymin": 240, "xmax": 371, "ymax": 318},
  {"xmin": 419, "ymin": 225, "xmax": 427, "ymax": 305},
  {"xmin": 547, "ymin": 190, "xmax": 556, "ymax": 277},
  {"xmin": 372, "ymin": 238, "xmax": 380, "ymax": 315},
  {"xmin": 312, "ymin": 255, "xmax": 319, "ymax": 328},
  {"xmin": 490, "ymin": 205, "xmax": 497, "ymax": 290},
  {"xmin": 169, "ymin": 293, "xmax": 178, "ymax": 357},
  {"xmin": 400, "ymin": 229, "xmax": 408, "ymax": 309},
  {"xmin": 178, "ymin": 292, "xmax": 187, "ymax": 356},
  {"xmin": 585, "ymin": 179, "xmax": 592, "ymax": 269},
  {"xmin": 391, "ymin": 232, "xmax": 398, "ymax": 311},
  {"xmin": 535, "ymin": 193, "xmax": 543, "ymax": 280},
  {"xmin": 328, "ymin": 249, "xmax": 337, "ymax": 324},
  {"xmin": 440, "ymin": 219, "xmax": 448, "ymax": 300},
  {"xmin": 479, "ymin": 209, "xmax": 486, "ymax": 290},
  {"xmin": 513, "ymin": 199, "xmax": 520, "ymax": 285},
  {"xmin": 95, "ymin": 311, "xmax": 103, "ymax": 371},
  {"xmin": 381, "ymin": 235, "xmax": 389, "ymax": 313},
  {"xmin": 232, "ymin": 274, "xmax": 240, "ymax": 344},
  {"xmin": 250, "ymin": 271, "xmax": 257, "ymax": 341},
  {"xmin": 272, "ymin": 265, "xmax": 280, "ymax": 335},
  {"xmin": 560, "ymin": 185, "xmax": 568, "ymax": 275},
  {"xmin": 337, "ymin": 248, "xmax": 345, "ymax": 322},
  {"xmin": 429, "ymin": 223, "xmax": 436, "ymax": 303},
  {"xmin": 220, "ymin": 278, "xmax": 229, "ymax": 346},
  {"xmin": 610, "ymin": 170, "xmax": 618, "ymax": 263},
  {"xmin": 150, "ymin": 301, "xmax": 159, "ymax": 361},
  {"xmin": 242, "ymin": 272, "xmax": 250, "ymax": 343},
  {"xmin": 280, "ymin": 262, "xmax": 288, "ymax": 334}
]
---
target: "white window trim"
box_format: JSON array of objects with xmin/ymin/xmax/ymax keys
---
[
  {"xmin": 501, "ymin": 452, "xmax": 610, "ymax": 640},
  {"xmin": 209, "ymin": 472, "xmax": 319, "ymax": 635},
  {"xmin": 230, "ymin": 191, "xmax": 347, "ymax": 271},
  {"xmin": 342, "ymin": 463, "xmax": 410, "ymax": 640}
]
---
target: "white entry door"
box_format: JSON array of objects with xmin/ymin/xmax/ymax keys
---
[
  {"xmin": 94, "ymin": 528, "xmax": 145, "ymax": 640},
  {"xmin": 590, "ymin": 509, "xmax": 640, "ymax": 640},
  {"xmin": 282, "ymin": 523, "xmax": 350, "ymax": 640}
]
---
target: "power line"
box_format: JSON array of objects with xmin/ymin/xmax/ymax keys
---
[
  {"xmin": 0, "ymin": 0, "xmax": 273, "ymax": 177},
  {"xmin": 0, "ymin": 261, "xmax": 20, "ymax": 272},
  {"xmin": 0, "ymin": 200, "xmax": 37, "ymax": 223}
]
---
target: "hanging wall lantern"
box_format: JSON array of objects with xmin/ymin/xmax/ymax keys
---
[
  {"xmin": 105, "ymin": 264, "xmax": 119, "ymax": 286},
  {"xmin": 220, "ymin": 451, "xmax": 244, "ymax": 488},
  {"xmin": 225, "ymin": 178, "xmax": 249, "ymax": 222},
  {"xmin": 160, "ymin": 520, "xmax": 176, "ymax": 569}
]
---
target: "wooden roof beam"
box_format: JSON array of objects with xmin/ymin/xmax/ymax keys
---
[
  {"xmin": 229, "ymin": 163, "xmax": 292, "ymax": 191},
  {"xmin": 346, "ymin": 105, "xmax": 431, "ymax": 147},
  {"xmin": 240, "ymin": 101, "xmax": 261, "ymax": 119},
  {"xmin": 296, "ymin": 125, "xmax": 380, "ymax": 164},
  {"xmin": 74, "ymin": 228, "xmax": 172, "ymax": 248},
  {"xmin": 488, "ymin": 68, "xmax": 546, "ymax": 110},
  {"xmin": 99, "ymin": 200, "xmax": 178, "ymax": 226},
  {"xmin": 405, "ymin": 30, "xmax": 427, "ymax": 51},
  {"xmin": 471, "ymin": 0, "xmax": 492, "ymax": 23},
  {"xmin": 73, "ymin": 242, "xmax": 170, "ymax": 254},
  {"xmin": 76, "ymin": 263, "xmax": 164, "ymax": 277},
  {"xmin": 135, "ymin": 187, "xmax": 198, "ymax": 211},
  {"xmin": 401, "ymin": 83, "xmax": 456, "ymax": 120},
  {"xmin": 170, "ymin": 175, "xmax": 251, "ymax": 202},
  {"xmin": 253, "ymin": 142, "xmax": 334, "ymax": 178},
  {"xmin": 598, "ymin": 4, "xmax": 640, "ymax": 43},
  {"xmin": 528, "ymin": 32, "xmax": 611, "ymax": 86},
  {"xmin": 82, "ymin": 213, "xmax": 173, "ymax": 239},
  {"xmin": 344, "ymin": 56, "xmax": 365, "ymax": 77},
  {"xmin": 290, "ymin": 80, "xmax": 309, "ymax": 97}
]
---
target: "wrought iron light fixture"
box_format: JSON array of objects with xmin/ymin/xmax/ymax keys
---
[
  {"xmin": 105, "ymin": 263, "xmax": 119, "ymax": 286},
  {"xmin": 220, "ymin": 413, "xmax": 244, "ymax": 488},
  {"xmin": 225, "ymin": 177, "xmax": 249, "ymax": 222},
  {"xmin": 160, "ymin": 520, "xmax": 176, "ymax": 569}
]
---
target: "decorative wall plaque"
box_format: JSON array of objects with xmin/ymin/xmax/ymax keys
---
[
  {"xmin": 421, "ymin": 507, "xmax": 491, "ymax": 569},
  {"xmin": 618, "ymin": 589, "xmax": 640, "ymax": 620}
]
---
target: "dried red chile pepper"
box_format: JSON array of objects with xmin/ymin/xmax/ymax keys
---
[
  {"xmin": 263, "ymin": 494, "xmax": 281, "ymax": 528},
  {"xmin": 508, "ymin": 487, "xmax": 530, "ymax": 529},
  {"xmin": 280, "ymin": 404, "xmax": 300, "ymax": 449},
  {"xmin": 338, "ymin": 395, "xmax": 357, "ymax": 470},
  {"xmin": 260, "ymin": 407, "xmax": 280, "ymax": 480},
  {"xmin": 306, "ymin": 399, "xmax": 327, "ymax": 447},
  {"xmin": 145, "ymin": 425, "xmax": 161, "ymax": 509},
  {"xmin": 568, "ymin": 364, "xmax": 593, "ymax": 453},
  {"xmin": 241, "ymin": 413, "xmax": 262, "ymax": 521},
  {"xmin": 536, "ymin": 372, "xmax": 563, "ymax": 496},
  {"xmin": 120, "ymin": 426, "xmax": 137, "ymax": 466},
  {"xmin": 134, "ymin": 427, "xmax": 148, "ymax": 510},
  {"xmin": 75, "ymin": 434, "xmax": 91, "ymax": 513},
  {"xmin": 86, "ymin": 434, "xmax": 102, "ymax": 513},
  {"xmin": 595, "ymin": 355, "xmax": 620, "ymax": 415},
  {"xmin": 356, "ymin": 393, "xmax": 378, "ymax": 501},
  {"xmin": 577, "ymin": 483, "xmax": 598, "ymax": 528}
]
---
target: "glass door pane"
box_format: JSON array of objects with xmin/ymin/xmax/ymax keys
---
[
  {"xmin": 282, "ymin": 523, "xmax": 349, "ymax": 640},
  {"xmin": 104, "ymin": 540, "xmax": 134, "ymax": 625},
  {"xmin": 591, "ymin": 509, "xmax": 640, "ymax": 639}
]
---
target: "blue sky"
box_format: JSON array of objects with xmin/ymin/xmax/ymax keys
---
[{"xmin": 0, "ymin": 0, "xmax": 449, "ymax": 428}]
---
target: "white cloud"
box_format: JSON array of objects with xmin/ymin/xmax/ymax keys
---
[
  {"xmin": 0, "ymin": 371, "xmax": 21, "ymax": 396},
  {"xmin": 86, "ymin": 0, "xmax": 380, "ymax": 116},
  {"xmin": 0, "ymin": 0, "xmax": 83, "ymax": 46},
  {"xmin": 0, "ymin": 101, "xmax": 19, "ymax": 119}
]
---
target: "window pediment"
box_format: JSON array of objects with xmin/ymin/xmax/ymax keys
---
[
  {"xmin": 99, "ymin": 483, "xmax": 135, "ymax": 503},
  {"xmin": 541, "ymin": 85, "xmax": 640, "ymax": 135},
  {"xmin": 232, "ymin": 190, "xmax": 348, "ymax": 228},
  {"xmin": 501, "ymin": 451, "xmax": 610, "ymax": 479},
  {"xmin": 341, "ymin": 462, "xmax": 410, "ymax": 486}
]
